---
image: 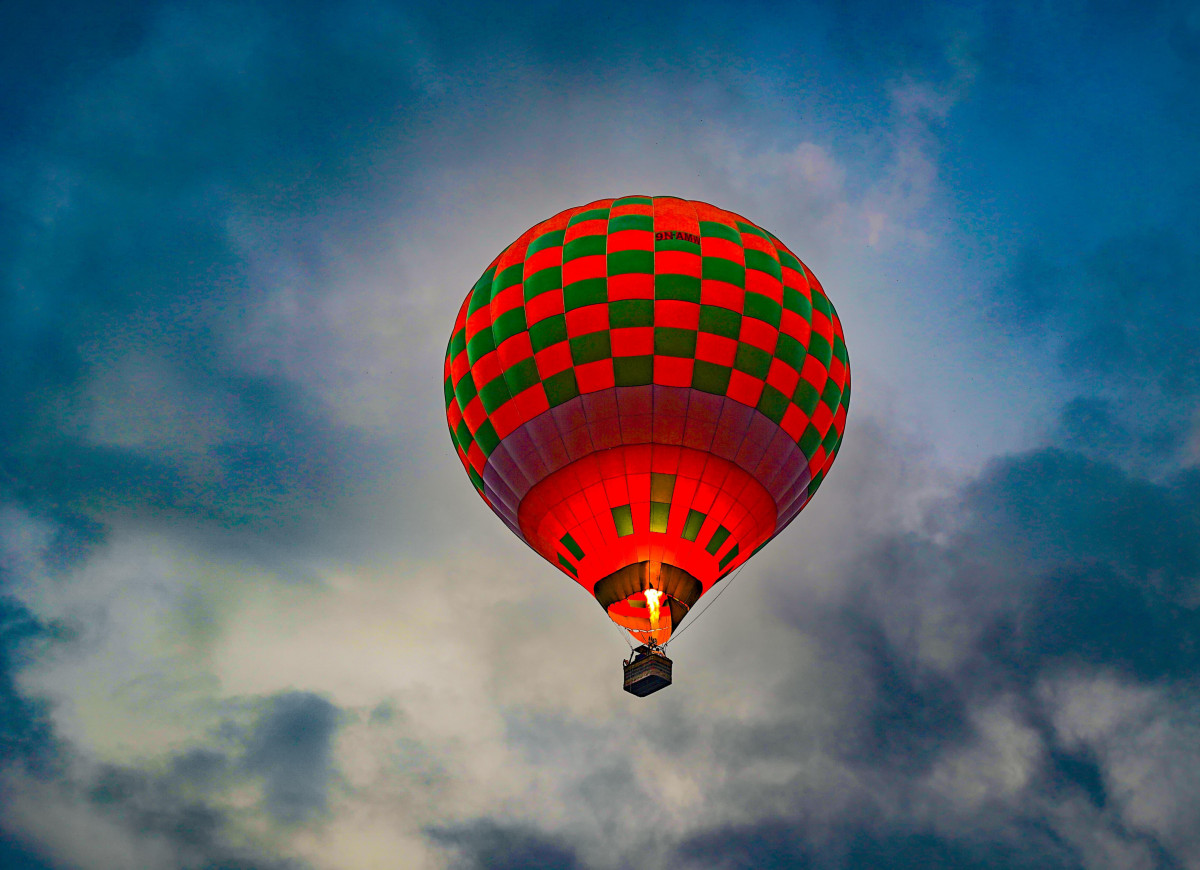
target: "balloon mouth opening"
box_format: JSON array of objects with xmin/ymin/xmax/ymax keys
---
[
  {"xmin": 607, "ymin": 589, "xmax": 690, "ymax": 646},
  {"xmin": 594, "ymin": 560, "xmax": 703, "ymax": 647}
]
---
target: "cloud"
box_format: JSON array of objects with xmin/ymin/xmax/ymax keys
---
[
  {"xmin": 243, "ymin": 692, "xmax": 342, "ymax": 824},
  {"xmin": 428, "ymin": 820, "xmax": 583, "ymax": 870}
]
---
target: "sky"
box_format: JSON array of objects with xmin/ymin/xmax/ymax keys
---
[{"xmin": 1, "ymin": 1, "xmax": 1199, "ymax": 868}]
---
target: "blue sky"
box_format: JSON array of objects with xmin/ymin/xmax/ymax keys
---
[{"xmin": 2, "ymin": 1, "xmax": 1199, "ymax": 868}]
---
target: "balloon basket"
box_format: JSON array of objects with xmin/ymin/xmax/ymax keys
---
[{"xmin": 623, "ymin": 645, "xmax": 672, "ymax": 697}]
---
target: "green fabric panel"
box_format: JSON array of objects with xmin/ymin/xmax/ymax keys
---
[
  {"xmin": 743, "ymin": 291, "xmax": 782, "ymax": 326},
  {"xmin": 734, "ymin": 343, "xmax": 771, "ymax": 379},
  {"xmin": 477, "ymin": 375, "xmax": 512, "ymax": 414},
  {"xmin": 466, "ymin": 267, "xmax": 497, "ymax": 315},
  {"xmin": 504, "ymin": 357, "xmax": 540, "ymax": 396},
  {"xmin": 793, "ymin": 379, "xmax": 821, "ymax": 415},
  {"xmin": 735, "ymin": 221, "xmax": 770, "ymax": 240},
  {"xmin": 560, "ymin": 532, "xmax": 585, "ymax": 561},
  {"xmin": 705, "ymin": 525, "xmax": 731, "ymax": 555},
  {"xmin": 492, "ymin": 307, "xmax": 527, "ymax": 344},
  {"xmin": 702, "ymin": 257, "xmax": 746, "ymax": 285},
  {"xmin": 650, "ymin": 473, "xmax": 675, "ymax": 502},
  {"xmin": 682, "ymin": 509, "xmax": 705, "ymax": 541},
  {"xmin": 607, "ymin": 249, "xmax": 654, "ymax": 275},
  {"xmin": 564, "ymin": 279, "xmax": 607, "ymax": 310},
  {"xmin": 654, "ymin": 327, "xmax": 697, "ymax": 358},
  {"xmin": 807, "ymin": 469, "xmax": 825, "ymax": 497},
  {"xmin": 612, "ymin": 504, "xmax": 634, "ymax": 537},
  {"xmin": 821, "ymin": 377, "xmax": 843, "ymax": 411},
  {"xmin": 453, "ymin": 371, "xmax": 478, "ymax": 409},
  {"xmin": 613, "ymin": 195, "xmax": 652, "ymax": 206},
  {"xmin": 649, "ymin": 502, "xmax": 670, "ymax": 533},
  {"xmin": 811, "ymin": 290, "xmax": 832, "ymax": 319},
  {"xmin": 608, "ymin": 213, "xmax": 654, "ymax": 233},
  {"xmin": 799, "ymin": 423, "xmax": 822, "ymax": 455},
  {"xmin": 454, "ymin": 419, "xmax": 472, "ymax": 451},
  {"xmin": 570, "ymin": 331, "xmax": 611, "ymax": 365},
  {"xmin": 699, "ymin": 305, "xmax": 741, "ymax": 338},
  {"xmin": 698, "ymin": 220, "xmax": 742, "ymax": 243},
  {"xmin": 443, "ymin": 376, "xmax": 456, "ymax": 411},
  {"xmin": 692, "ymin": 360, "xmax": 731, "ymax": 395},
  {"xmin": 466, "ymin": 328, "xmax": 496, "ymax": 365},
  {"xmin": 757, "ymin": 385, "xmax": 789, "ymax": 424},
  {"xmin": 523, "ymin": 266, "xmax": 563, "ymax": 300},
  {"xmin": 474, "ymin": 419, "xmax": 500, "ymax": 456},
  {"xmin": 654, "ymin": 273, "xmax": 701, "ymax": 302},
  {"xmin": 448, "ymin": 328, "xmax": 467, "ymax": 360},
  {"xmin": 832, "ymin": 333, "xmax": 849, "ymax": 364},
  {"xmin": 783, "ymin": 286, "xmax": 813, "ymax": 321},
  {"xmin": 542, "ymin": 369, "xmax": 579, "ymax": 406},
  {"xmin": 718, "ymin": 543, "xmax": 740, "ymax": 570},
  {"xmin": 808, "ymin": 332, "xmax": 833, "ymax": 368},
  {"xmin": 557, "ymin": 553, "xmax": 579, "ymax": 576},
  {"xmin": 609, "ymin": 299, "xmax": 654, "ymax": 328},
  {"xmin": 613, "ymin": 355, "xmax": 653, "ymax": 386},
  {"xmin": 743, "ymin": 249, "xmax": 782, "ymax": 279},
  {"xmin": 822, "ymin": 424, "xmax": 841, "ymax": 453},
  {"xmin": 493, "ymin": 262, "xmax": 525, "ymax": 293},
  {"xmin": 467, "ymin": 466, "xmax": 485, "ymax": 492},
  {"xmin": 775, "ymin": 248, "xmax": 802, "ymax": 272},
  {"xmin": 527, "ymin": 229, "xmax": 566, "ymax": 256},
  {"xmin": 568, "ymin": 207, "xmax": 610, "ymax": 226},
  {"xmin": 563, "ymin": 235, "xmax": 607, "ymax": 261},
  {"xmin": 529, "ymin": 314, "xmax": 567, "ymax": 351},
  {"xmin": 775, "ymin": 333, "xmax": 806, "ymax": 371}
]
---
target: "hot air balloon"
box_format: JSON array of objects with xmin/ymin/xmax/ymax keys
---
[{"xmin": 443, "ymin": 196, "xmax": 849, "ymax": 695}]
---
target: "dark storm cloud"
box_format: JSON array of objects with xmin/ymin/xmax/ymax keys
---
[
  {"xmin": 0, "ymin": 597, "xmax": 62, "ymax": 776},
  {"xmin": 243, "ymin": 691, "xmax": 341, "ymax": 824},
  {"xmin": 676, "ymin": 817, "xmax": 1084, "ymax": 870},
  {"xmin": 0, "ymin": 0, "xmax": 420, "ymax": 558},
  {"xmin": 81, "ymin": 756, "xmax": 315, "ymax": 870},
  {"xmin": 0, "ymin": 833, "xmax": 57, "ymax": 870},
  {"xmin": 428, "ymin": 820, "xmax": 583, "ymax": 870}
]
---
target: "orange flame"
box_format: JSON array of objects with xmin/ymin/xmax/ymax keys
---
[{"xmin": 644, "ymin": 588, "xmax": 664, "ymax": 629}]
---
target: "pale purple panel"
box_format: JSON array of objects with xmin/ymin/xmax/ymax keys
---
[
  {"xmin": 551, "ymin": 396, "xmax": 589, "ymax": 435},
  {"xmin": 498, "ymin": 512, "xmax": 524, "ymax": 542},
  {"xmin": 481, "ymin": 467, "xmax": 520, "ymax": 517},
  {"xmin": 615, "ymin": 385, "xmax": 653, "ymax": 418},
  {"xmin": 733, "ymin": 412, "xmax": 778, "ymax": 470},
  {"xmin": 653, "ymin": 412, "xmax": 685, "ymax": 445},
  {"xmin": 620, "ymin": 413, "xmax": 653, "ymax": 443},
  {"xmin": 651, "ymin": 385, "xmax": 687, "ymax": 446},
  {"xmin": 776, "ymin": 468, "xmax": 813, "ymax": 524},
  {"xmin": 562, "ymin": 425, "xmax": 594, "ymax": 462},
  {"xmin": 480, "ymin": 441, "xmax": 528, "ymax": 504},
  {"xmin": 581, "ymin": 389, "xmax": 619, "ymax": 424},
  {"xmin": 525, "ymin": 412, "xmax": 570, "ymax": 473},
  {"xmin": 756, "ymin": 430, "xmax": 806, "ymax": 505},
  {"xmin": 551, "ymin": 397, "xmax": 595, "ymax": 462},
  {"xmin": 497, "ymin": 426, "xmax": 549, "ymax": 489},
  {"xmin": 681, "ymin": 414, "xmax": 716, "ymax": 451},
  {"xmin": 589, "ymin": 415, "xmax": 623, "ymax": 449},
  {"xmin": 687, "ymin": 391, "xmax": 724, "ymax": 423},
  {"xmin": 777, "ymin": 491, "xmax": 810, "ymax": 529},
  {"xmin": 652, "ymin": 385, "xmax": 690, "ymax": 417},
  {"xmin": 710, "ymin": 399, "xmax": 754, "ymax": 461}
]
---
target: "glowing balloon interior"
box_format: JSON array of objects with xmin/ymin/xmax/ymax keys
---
[{"xmin": 443, "ymin": 196, "xmax": 849, "ymax": 650}]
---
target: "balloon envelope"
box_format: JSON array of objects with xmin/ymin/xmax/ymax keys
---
[{"xmin": 443, "ymin": 196, "xmax": 849, "ymax": 644}]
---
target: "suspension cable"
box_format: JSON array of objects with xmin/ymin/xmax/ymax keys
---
[{"xmin": 661, "ymin": 563, "xmax": 747, "ymax": 649}]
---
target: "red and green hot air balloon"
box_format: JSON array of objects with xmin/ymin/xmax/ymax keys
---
[{"xmin": 443, "ymin": 196, "xmax": 849, "ymax": 690}]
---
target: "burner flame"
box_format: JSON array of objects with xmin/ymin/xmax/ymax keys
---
[{"xmin": 644, "ymin": 588, "xmax": 664, "ymax": 628}]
